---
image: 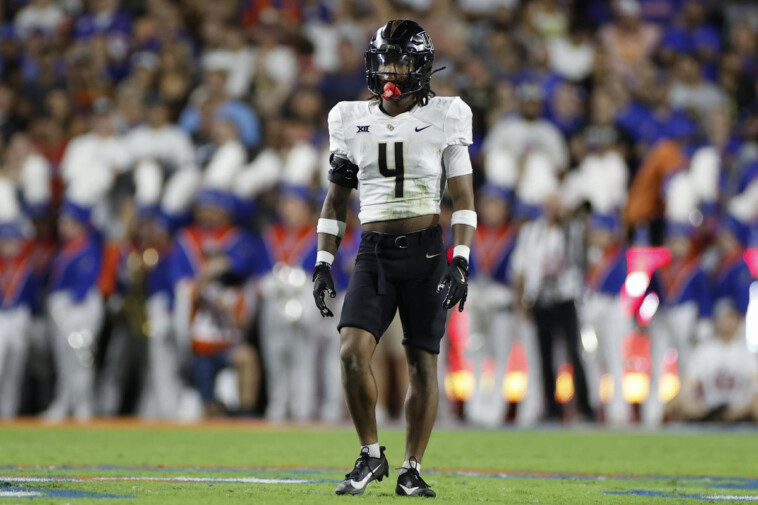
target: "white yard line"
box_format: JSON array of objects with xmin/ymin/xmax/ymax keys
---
[{"xmin": 0, "ymin": 476, "xmax": 316, "ymax": 485}]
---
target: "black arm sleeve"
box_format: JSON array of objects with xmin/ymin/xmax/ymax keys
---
[{"xmin": 328, "ymin": 153, "xmax": 359, "ymax": 190}]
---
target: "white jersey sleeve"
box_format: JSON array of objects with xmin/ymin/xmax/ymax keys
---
[
  {"xmin": 442, "ymin": 145, "xmax": 473, "ymax": 179},
  {"xmin": 444, "ymin": 97, "xmax": 473, "ymax": 147},
  {"xmin": 327, "ymin": 104, "xmax": 352, "ymax": 161}
]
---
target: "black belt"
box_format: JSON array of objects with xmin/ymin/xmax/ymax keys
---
[
  {"xmin": 362, "ymin": 227, "xmax": 439, "ymax": 249},
  {"xmin": 362, "ymin": 226, "xmax": 440, "ymax": 296}
]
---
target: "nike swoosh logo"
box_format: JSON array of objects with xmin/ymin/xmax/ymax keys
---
[
  {"xmin": 349, "ymin": 464, "xmax": 383, "ymax": 489},
  {"xmin": 425, "ymin": 252, "xmax": 441, "ymax": 259},
  {"xmin": 399, "ymin": 484, "xmax": 420, "ymax": 495},
  {"xmin": 415, "ymin": 125, "xmax": 431, "ymax": 132},
  {"xmin": 456, "ymin": 266, "xmax": 466, "ymax": 282}
]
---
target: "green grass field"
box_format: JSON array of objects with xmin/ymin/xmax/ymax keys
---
[{"xmin": 0, "ymin": 421, "xmax": 756, "ymax": 503}]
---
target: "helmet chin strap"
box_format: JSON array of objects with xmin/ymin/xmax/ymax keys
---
[
  {"xmin": 380, "ymin": 80, "xmax": 421, "ymax": 101},
  {"xmin": 378, "ymin": 66, "xmax": 446, "ymax": 101}
]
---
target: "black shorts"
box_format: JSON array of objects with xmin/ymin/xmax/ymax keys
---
[{"xmin": 338, "ymin": 225, "xmax": 447, "ymax": 354}]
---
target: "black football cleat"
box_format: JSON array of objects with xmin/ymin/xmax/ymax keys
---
[
  {"xmin": 395, "ymin": 463, "xmax": 436, "ymax": 498},
  {"xmin": 334, "ymin": 446, "xmax": 389, "ymax": 495}
]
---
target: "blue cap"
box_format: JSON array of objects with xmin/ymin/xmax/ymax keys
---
[
  {"xmin": 195, "ymin": 188, "xmax": 236, "ymax": 214},
  {"xmin": 279, "ymin": 183, "xmax": 311, "ymax": 202},
  {"xmin": 0, "ymin": 221, "xmax": 23, "ymax": 239},
  {"xmin": 479, "ymin": 183, "xmax": 513, "ymax": 203},
  {"xmin": 233, "ymin": 195, "xmax": 257, "ymax": 225},
  {"xmin": 514, "ymin": 199, "xmax": 542, "ymax": 220},
  {"xmin": 155, "ymin": 208, "xmax": 191, "ymax": 234},
  {"xmin": 136, "ymin": 204, "xmax": 161, "ymax": 221},
  {"xmin": 154, "ymin": 208, "xmax": 187, "ymax": 234},
  {"xmin": 60, "ymin": 200, "xmax": 92, "ymax": 223}
]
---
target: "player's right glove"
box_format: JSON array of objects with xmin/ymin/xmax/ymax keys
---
[
  {"xmin": 437, "ymin": 256, "xmax": 469, "ymax": 312},
  {"xmin": 312, "ymin": 262, "xmax": 336, "ymax": 317}
]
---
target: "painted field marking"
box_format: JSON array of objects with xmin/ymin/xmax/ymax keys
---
[
  {"xmin": 0, "ymin": 486, "xmax": 134, "ymax": 500},
  {"xmin": 3, "ymin": 465, "xmax": 758, "ymax": 502},
  {"xmin": 0, "ymin": 476, "xmax": 328, "ymax": 485},
  {"xmin": 608, "ymin": 491, "xmax": 758, "ymax": 501},
  {"xmin": 1, "ymin": 464, "xmax": 756, "ymax": 484},
  {"xmin": 0, "ymin": 490, "xmax": 43, "ymax": 498}
]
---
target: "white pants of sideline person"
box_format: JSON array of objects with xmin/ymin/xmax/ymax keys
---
[
  {"xmin": 581, "ymin": 292, "xmax": 631, "ymax": 425},
  {"xmin": 259, "ymin": 284, "xmax": 318, "ymax": 421},
  {"xmin": 45, "ymin": 290, "xmax": 104, "ymax": 421},
  {"xmin": 464, "ymin": 281, "xmax": 542, "ymax": 427},
  {"xmin": 644, "ymin": 302, "xmax": 700, "ymax": 426},
  {"xmin": 0, "ymin": 307, "xmax": 31, "ymax": 418}
]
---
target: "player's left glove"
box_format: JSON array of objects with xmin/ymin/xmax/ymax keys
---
[
  {"xmin": 312, "ymin": 262, "xmax": 336, "ymax": 317},
  {"xmin": 437, "ymin": 256, "xmax": 468, "ymax": 312}
]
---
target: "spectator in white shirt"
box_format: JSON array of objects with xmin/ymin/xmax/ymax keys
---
[
  {"xmin": 547, "ymin": 22, "xmax": 595, "ymax": 82},
  {"xmin": 669, "ymin": 53, "xmax": 727, "ymax": 121},
  {"xmin": 60, "ymin": 98, "xmax": 127, "ymax": 237},
  {"xmin": 126, "ymin": 94, "xmax": 195, "ymax": 173},
  {"xmin": 201, "ymin": 26, "xmax": 255, "ymax": 100},
  {"xmin": 485, "ymin": 82, "xmax": 569, "ymax": 180},
  {"xmin": 61, "ymin": 98, "xmax": 128, "ymax": 185},
  {"xmin": 0, "ymin": 133, "xmax": 52, "ymax": 218},
  {"xmin": 14, "ymin": 0, "xmax": 65, "ymax": 40}
]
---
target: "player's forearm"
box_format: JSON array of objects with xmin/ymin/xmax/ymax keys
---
[
  {"xmin": 447, "ymin": 174, "xmax": 476, "ymax": 260},
  {"xmin": 317, "ymin": 184, "xmax": 351, "ymax": 261}
]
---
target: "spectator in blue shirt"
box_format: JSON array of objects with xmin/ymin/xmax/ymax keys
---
[{"xmin": 179, "ymin": 66, "xmax": 261, "ymax": 149}]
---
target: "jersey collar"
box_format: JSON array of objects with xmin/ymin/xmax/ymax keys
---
[{"xmin": 368, "ymin": 100, "xmax": 419, "ymax": 120}]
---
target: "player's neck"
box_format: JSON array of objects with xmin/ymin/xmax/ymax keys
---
[{"xmin": 380, "ymin": 96, "xmax": 416, "ymax": 117}]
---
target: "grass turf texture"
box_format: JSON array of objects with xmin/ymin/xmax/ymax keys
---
[{"xmin": 0, "ymin": 423, "xmax": 756, "ymax": 503}]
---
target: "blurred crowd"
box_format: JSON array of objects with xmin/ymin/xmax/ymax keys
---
[{"xmin": 0, "ymin": 0, "xmax": 756, "ymax": 425}]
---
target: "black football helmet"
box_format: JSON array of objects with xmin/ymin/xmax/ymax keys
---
[{"xmin": 365, "ymin": 20, "xmax": 435, "ymax": 100}]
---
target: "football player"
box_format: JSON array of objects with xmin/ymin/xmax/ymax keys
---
[{"xmin": 312, "ymin": 20, "xmax": 475, "ymax": 497}]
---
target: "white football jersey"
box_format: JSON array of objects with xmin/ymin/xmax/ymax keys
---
[
  {"xmin": 688, "ymin": 337, "xmax": 758, "ymax": 410},
  {"xmin": 328, "ymin": 96, "xmax": 472, "ymax": 224}
]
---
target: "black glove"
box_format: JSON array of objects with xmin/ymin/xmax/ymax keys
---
[
  {"xmin": 312, "ymin": 262, "xmax": 336, "ymax": 317},
  {"xmin": 437, "ymin": 256, "xmax": 469, "ymax": 312}
]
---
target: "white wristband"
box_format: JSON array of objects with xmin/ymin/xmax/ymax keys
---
[
  {"xmin": 316, "ymin": 250, "xmax": 335, "ymax": 265},
  {"xmin": 451, "ymin": 210, "xmax": 477, "ymax": 229},
  {"xmin": 317, "ymin": 218, "xmax": 346, "ymax": 238},
  {"xmin": 453, "ymin": 245, "xmax": 470, "ymax": 262}
]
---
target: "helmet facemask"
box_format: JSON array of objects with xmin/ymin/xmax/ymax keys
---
[{"xmin": 366, "ymin": 50, "xmax": 431, "ymax": 100}]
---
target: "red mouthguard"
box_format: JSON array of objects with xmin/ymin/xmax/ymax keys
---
[{"xmin": 382, "ymin": 82, "xmax": 402, "ymax": 99}]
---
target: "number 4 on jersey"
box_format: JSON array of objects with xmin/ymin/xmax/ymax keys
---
[{"xmin": 378, "ymin": 142, "xmax": 404, "ymax": 198}]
